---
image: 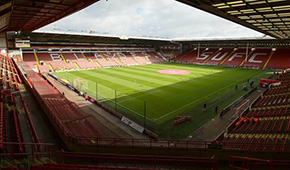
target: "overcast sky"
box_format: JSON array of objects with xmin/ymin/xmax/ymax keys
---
[{"xmin": 38, "ymin": 0, "xmax": 264, "ymax": 39}]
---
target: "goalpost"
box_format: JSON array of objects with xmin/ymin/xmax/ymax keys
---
[
  {"xmin": 230, "ymin": 99, "xmax": 250, "ymax": 121},
  {"xmin": 73, "ymin": 78, "xmax": 88, "ymax": 91},
  {"xmin": 243, "ymin": 64, "xmax": 260, "ymax": 69}
]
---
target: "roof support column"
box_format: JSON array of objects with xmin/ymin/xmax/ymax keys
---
[
  {"xmin": 246, "ymin": 42, "xmax": 249, "ymax": 62},
  {"xmin": 0, "ymin": 31, "xmax": 8, "ymax": 55},
  {"xmin": 197, "ymin": 43, "xmax": 200, "ymax": 59}
]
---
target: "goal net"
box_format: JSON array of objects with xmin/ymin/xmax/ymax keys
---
[
  {"xmin": 73, "ymin": 78, "xmax": 88, "ymax": 91},
  {"xmin": 230, "ymin": 99, "xmax": 250, "ymax": 121},
  {"xmin": 243, "ymin": 64, "xmax": 260, "ymax": 69}
]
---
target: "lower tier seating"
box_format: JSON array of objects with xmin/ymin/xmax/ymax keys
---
[
  {"xmin": 173, "ymin": 48, "xmax": 289, "ymax": 69},
  {"xmin": 23, "ymin": 51, "xmax": 165, "ymax": 72},
  {"xmin": 217, "ymin": 134, "xmax": 288, "ymax": 152},
  {"xmin": 16, "ymin": 61, "xmax": 116, "ymax": 145}
]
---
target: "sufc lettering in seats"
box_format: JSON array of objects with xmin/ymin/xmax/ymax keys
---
[
  {"xmin": 50, "ymin": 54, "xmax": 62, "ymax": 61},
  {"xmin": 211, "ymin": 52, "xmax": 228, "ymax": 61},
  {"xmin": 248, "ymin": 53, "xmax": 267, "ymax": 63},
  {"xmin": 228, "ymin": 53, "xmax": 246, "ymax": 61},
  {"xmin": 197, "ymin": 52, "xmax": 213, "ymax": 60}
]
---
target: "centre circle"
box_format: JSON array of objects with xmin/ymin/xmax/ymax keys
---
[{"xmin": 158, "ymin": 69, "xmax": 191, "ymax": 75}]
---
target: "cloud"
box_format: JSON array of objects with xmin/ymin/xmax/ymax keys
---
[{"xmin": 38, "ymin": 0, "xmax": 263, "ymax": 38}]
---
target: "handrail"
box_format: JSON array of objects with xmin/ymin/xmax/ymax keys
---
[
  {"xmin": 0, "ymin": 142, "xmax": 54, "ymax": 164},
  {"xmin": 56, "ymin": 150, "xmax": 219, "ymax": 170}
]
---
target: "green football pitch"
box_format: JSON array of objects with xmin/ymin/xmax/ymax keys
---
[{"xmin": 53, "ymin": 63, "xmax": 269, "ymax": 127}]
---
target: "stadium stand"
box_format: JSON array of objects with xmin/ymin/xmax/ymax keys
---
[
  {"xmin": 206, "ymin": 48, "xmax": 235, "ymax": 65},
  {"xmin": 159, "ymin": 48, "xmax": 179, "ymax": 59},
  {"xmin": 214, "ymin": 70, "xmax": 290, "ymax": 152},
  {"xmin": 6, "ymin": 34, "xmax": 290, "ymax": 170},
  {"xmin": 82, "ymin": 52, "xmax": 96, "ymax": 60},
  {"xmin": 267, "ymin": 49, "xmax": 290, "ymax": 69},
  {"xmin": 173, "ymin": 48, "xmax": 290, "ymax": 69},
  {"xmin": 134, "ymin": 52, "xmax": 151, "ymax": 65},
  {"xmin": 189, "ymin": 48, "xmax": 216, "ymax": 64},
  {"xmin": 220, "ymin": 49, "xmax": 247, "ymax": 67},
  {"xmin": 229, "ymin": 156, "xmax": 290, "ymax": 170},
  {"xmin": 97, "ymin": 52, "xmax": 120, "ymax": 67},
  {"xmin": 174, "ymin": 48, "xmax": 199, "ymax": 62},
  {"xmin": 16, "ymin": 47, "xmax": 290, "ymax": 156},
  {"xmin": 0, "ymin": 150, "xmax": 219, "ymax": 170},
  {"xmin": 146, "ymin": 51, "xmax": 166, "ymax": 63},
  {"xmin": 53, "ymin": 151, "xmax": 219, "ymax": 170},
  {"xmin": 22, "ymin": 50, "xmax": 165, "ymax": 72},
  {"xmin": 5, "ymin": 0, "xmax": 290, "ymax": 169},
  {"xmin": 0, "ymin": 54, "xmax": 41, "ymax": 155},
  {"xmin": 121, "ymin": 52, "xmax": 139, "ymax": 65},
  {"xmin": 16, "ymin": 61, "xmax": 121, "ymax": 147},
  {"xmin": 240, "ymin": 49, "xmax": 272, "ymax": 68}
]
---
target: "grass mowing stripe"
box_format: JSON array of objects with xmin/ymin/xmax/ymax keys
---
[
  {"xmin": 154, "ymin": 70, "xmax": 264, "ymax": 122},
  {"xmin": 85, "ymin": 70, "xmax": 176, "ymax": 98},
  {"xmin": 89, "ymin": 68, "xmax": 174, "ymax": 87},
  {"xmin": 109, "ymin": 67, "xmax": 218, "ymax": 91},
  {"xmin": 53, "ymin": 64, "xmax": 271, "ymax": 138},
  {"xmin": 146, "ymin": 63, "xmax": 227, "ymax": 72},
  {"xmin": 79, "ymin": 71, "xmax": 152, "ymax": 92},
  {"xmin": 139, "ymin": 64, "xmax": 222, "ymax": 76},
  {"xmin": 62, "ymin": 71, "xmax": 142, "ymax": 97},
  {"xmin": 79, "ymin": 70, "xmax": 178, "ymax": 104},
  {"xmin": 112, "ymin": 66, "xmax": 181, "ymax": 82},
  {"xmin": 122, "ymin": 65, "xmax": 219, "ymax": 79},
  {"xmin": 53, "ymin": 63, "xmax": 266, "ymax": 125}
]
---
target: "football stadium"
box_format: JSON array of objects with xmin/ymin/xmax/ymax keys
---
[{"xmin": 1, "ymin": 0, "xmax": 290, "ymax": 169}]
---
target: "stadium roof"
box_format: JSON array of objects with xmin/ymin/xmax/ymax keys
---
[
  {"xmin": 2, "ymin": 0, "xmax": 290, "ymax": 40},
  {"xmin": 8, "ymin": 31, "xmax": 290, "ymax": 49},
  {"xmin": 7, "ymin": 31, "xmax": 172, "ymax": 48},
  {"xmin": 0, "ymin": 0, "xmax": 99, "ymax": 32},
  {"xmin": 177, "ymin": 0, "xmax": 290, "ymax": 39}
]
